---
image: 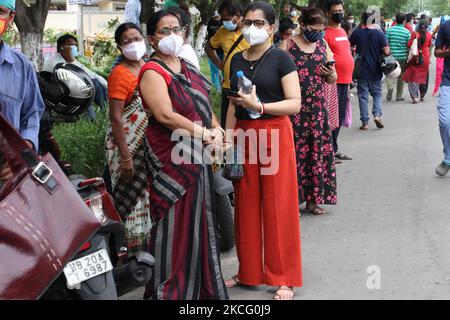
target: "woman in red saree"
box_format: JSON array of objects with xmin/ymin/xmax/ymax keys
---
[{"xmin": 138, "ymin": 10, "xmax": 228, "ymax": 300}]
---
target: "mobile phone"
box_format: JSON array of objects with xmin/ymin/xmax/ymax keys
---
[
  {"xmin": 223, "ymin": 88, "xmax": 240, "ymax": 98},
  {"xmin": 325, "ymin": 60, "xmax": 336, "ymax": 68}
]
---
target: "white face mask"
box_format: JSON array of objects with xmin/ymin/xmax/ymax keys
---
[
  {"xmin": 156, "ymin": 34, "xmax": 184, "ymax": 57},
  {"xmin": 242, "ymin": 25, "xmax": 270, "ymax": 46},
  {"xmin": 291, "ymin": 10, "xmax": 298, "ymax": 17},
  {"xmin": 348, "ymin": 19, "xmax": 355, "ymax": 24},
  {"xmin": 121, "ymin": 40, "xmax": 147, "ymax": 61}
]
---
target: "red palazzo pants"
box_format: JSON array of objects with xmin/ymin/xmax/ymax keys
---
[{"xmin": 233, "ymin": 116, "xmax": 303, "ymax": 287}]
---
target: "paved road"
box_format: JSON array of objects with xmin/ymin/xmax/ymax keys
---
[{"xmin": 123, "ymin": 58, "xmax": 450, "ymax": 300}]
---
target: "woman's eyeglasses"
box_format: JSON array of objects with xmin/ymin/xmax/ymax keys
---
[
  {"xmin": 242, "ymin": 19, "xmax": 268, "ymax": 28},
  {"xmin": 156, "ymin": 26, "xmax": 186, "ymax": 36},
  {"xmin": 121, "ymin": 36, "xmax": 144, "ymax": 47}
]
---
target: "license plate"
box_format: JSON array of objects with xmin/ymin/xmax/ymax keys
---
[{"xmin": 63, "ymin": 249, "xmax": 113, "ymax": 287}]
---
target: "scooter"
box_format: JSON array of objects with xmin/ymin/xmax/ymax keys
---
[{"xmin": 37, "ymin": 108, "xmax": 154, "ymax": 300}]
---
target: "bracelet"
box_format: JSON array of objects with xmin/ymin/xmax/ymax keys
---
[
  {"xmin": 259, "ymin": 102, "xmax": 265, "ymax": 115},
  {"xmin": 120, "ymin": 156, "xmax": 133, "ymax": 163},
  {"xmin": 202, "ymin": 127, "xmax": 210, "ymax": 142},
  {"xmin": 214, "ymin": 127, "xmax": 226, "ymax": 136}
]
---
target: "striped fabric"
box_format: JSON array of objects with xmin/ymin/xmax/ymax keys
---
[
  {"xmin": 139, "ymin": 59, "xmax": 229, "ymax": 300},
  {"xmin": 386, "ymin": 25, "xmax": 412, "ymax": 62}
]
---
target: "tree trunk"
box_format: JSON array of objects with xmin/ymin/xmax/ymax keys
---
[
  {"xmin": 194, "ymin": 24, "xmax": 207, "ymax": 57},
  {"xmin": 14, "ymin": 0, "xmax": 51, "ymax": 70},
  {"xmin": 19, "ymin": 32, "xmax": 44, "ymax": 70}
]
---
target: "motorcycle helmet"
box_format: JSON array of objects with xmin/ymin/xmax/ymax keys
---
[
  {"xmin": 385, "ymin": 61, "xmax": 402, "ymax": 79},
  {"xmin": 38, "ymin": 63, "xmax": 95, "ymax": 116},
  {"xmin": 379, "ymin": 54, "xmax": 398, "ymax": 75}
]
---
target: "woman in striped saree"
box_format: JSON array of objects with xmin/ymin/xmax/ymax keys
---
[{"xmin": 138, "ymin": 9, "xmax": 229, "ymax": 300}]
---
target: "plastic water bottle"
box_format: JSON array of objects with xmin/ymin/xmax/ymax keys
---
[{"xmin": 236, "ymin": 71, "xmax": 261, "ymax": 119}]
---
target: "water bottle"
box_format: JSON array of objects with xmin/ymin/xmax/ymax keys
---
[{"xmin": 236, "ymin": 71, "xmax": 261, "ymax": 119}]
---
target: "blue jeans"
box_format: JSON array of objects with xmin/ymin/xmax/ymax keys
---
[
  {"xmin": 208, "ymin": 58, "xmax": 222, "ymax": 91},
  {"xmin": 357, "ymin": 79, "xmax": 383, "ymax": 125},
  {"xmin": 437, "ymin": 86, "xmax": 450, "ymax": 165}
]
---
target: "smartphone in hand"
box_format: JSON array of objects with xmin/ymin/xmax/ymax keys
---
[
  {"xmin": 223, "ymin": 88, "xmax": 240, "ymax": 98},
  {"xmin": 325, "ymin": 60, "xmax": 336, "ymax": 68}
]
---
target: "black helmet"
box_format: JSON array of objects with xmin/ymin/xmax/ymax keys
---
[{"xmin": 38, "ymin": 63, "xmax": 95, "ymax": 116}]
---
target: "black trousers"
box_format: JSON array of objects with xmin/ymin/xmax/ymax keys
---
[
  {"xmin": 220, "ymin": 90, "xmax": 230, "ymax": 129},
  {"xmin": 420, "ymin": 72, "xmax": 429, "ymax": 99},
  {"xmin": 331, "ymin": 84, "xmax": 350, "ymax": 153}
]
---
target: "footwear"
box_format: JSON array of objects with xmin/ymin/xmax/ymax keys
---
[
  {"xmin": 435, "ymin": 162, "xmax": 450, "ymax": 177},
  {"xmin": 335, "ymin": 158, "xmax": 343, "ymax": 164},
  {"xmin": 374, "ymin": 117, "xmax": 384, "ymax": 129},
  {"xmin": 420, "ymin": 97, "xmax": 425, "ymax": 102},
  {"xmin": 360, "ymin": 124, "xmax": 369, "ymax": 130},
  {"xmin": 273, "ymin": 286, "xmax": 295, "ymax": 300},
  {"xmin": 412, "ymin": 98, "xmax": 419, "ymax": 104},
  {"xmin": 304, "ymin": 202, "xmax": 326, "ymax": 215},
  {"xmin": 335, "ymin": 152, "xmax": 352, "ymax": 160},
  {"xmin": 387, "ymin": 89, "xmax": 393, "ymax": 101},
  {"xmin": 225, "ymin": 275, "xmax": 241, "ymax": 288},
  {"xmin": 396, "ymin": 97, "xmax": 405, "ymax": 101}
]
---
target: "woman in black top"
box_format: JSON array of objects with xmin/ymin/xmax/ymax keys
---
[{"xmin": 224, "ymin": 1, "xmax": 303, "ymax": 300}]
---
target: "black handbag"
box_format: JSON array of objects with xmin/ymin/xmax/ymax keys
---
[{"xmin": 222, "ymin": 145, "xmax": 244, "ymax": 181}]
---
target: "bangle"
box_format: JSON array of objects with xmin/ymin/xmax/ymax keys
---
[
  {"xmin": 259, "ymin": 102, "xmax": 265, "ymax": 115},
  {"xmin": 214, "ymin": 127, "xmax": 225, "ymax": 136},
  {"xmin": 120, "ymin": 156, "xmax": 132, "ymax": 162},
  {"xmin": 202, "ymin": 127, "xmax": 210, "ymax": 142}
]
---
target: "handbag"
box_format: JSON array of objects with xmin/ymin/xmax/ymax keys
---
[
  {"xmin": 0, "ymin": 114, "xmax": 101, "ymax": 300},
  {"xmin": 222, "ymin": 145, "xmax": 244, "ymax": 181},
  {"xmin": 408, "ymin": 34, "xmax": 424, "ymax": 66}
]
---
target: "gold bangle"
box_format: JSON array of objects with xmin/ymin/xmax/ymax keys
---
[{"xmin": 120, "ymin": 156, "xmax": 132, "ymax": 162}]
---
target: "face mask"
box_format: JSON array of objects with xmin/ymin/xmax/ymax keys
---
[
  {"xmin": 223, "ymin": 18, "xmax": 237, "ymax": 31},
  {"xmin": 242, "ymin": 25, "xmax": 269, "ymax": 46},
  {"xmin": 70, "ymin": 45, "xmax": 79, "ymax": 58},
  {"xmin": 348, "ymin": 19, "xmax": 355, "ymax": 24},
  {"xmin": 303, "ymin": 28, "xmax": 324, "ymax": 43},
  {"xmin": 331, "ymin": 13, "xmax": 345, "ymax": 24},
  {"xmin": 291, "ymin": 10, "xmax": 298, "ymax": 17},
  {"xmin": 156, "ymin": 33, "xmax": 184, "ymax": 57},
  {"xmin": 121, "ymin": 40, "xmax": 146, "ymax": 61},
  {"xmin": 0, "ymin": 17, "xmax": 10, "ymax": 36}
]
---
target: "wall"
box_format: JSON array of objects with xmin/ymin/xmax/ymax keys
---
[{"xmin": 45, "ymin": 10, "xmax": 125, "ymax": 35}]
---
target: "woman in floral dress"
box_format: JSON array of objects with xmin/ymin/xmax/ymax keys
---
[{"xmin": 281, "ymin": 8, "xmax": 337, "ymax": 215}]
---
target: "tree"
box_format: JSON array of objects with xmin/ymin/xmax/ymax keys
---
[{"xmin": 14, "ymin": 0, "xmax": 51, "ymax": 70}]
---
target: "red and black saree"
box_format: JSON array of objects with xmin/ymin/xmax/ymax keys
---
[{"xmin": 138, "ymin": 59, "xmax": 228, "ymax": 300}]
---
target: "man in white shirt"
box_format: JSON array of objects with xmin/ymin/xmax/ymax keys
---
[
  {"xmin": 125, "ymin": 0, "xmax": 141, "ymax": 26},
  {"xmin": 43, "ymin": 34, "xmax": 108, "ymax": 119}
]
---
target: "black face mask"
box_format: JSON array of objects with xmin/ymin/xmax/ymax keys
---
[
  {"xmin": 303, "ymin": 28, "xmax": 324, "ymax": 43},
  {"xmin": 331, "ymin": 12, "xmax": 345, "ymax": 24}
]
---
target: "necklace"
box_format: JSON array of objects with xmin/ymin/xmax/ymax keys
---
[{"xmin": 249, "ymin": 59, "xmax": 259, "ymax": 70}]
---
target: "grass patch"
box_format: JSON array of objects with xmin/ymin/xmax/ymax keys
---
[{"xmin": 52, "ymin": 109, "xmax": 108, "ymax": 178}]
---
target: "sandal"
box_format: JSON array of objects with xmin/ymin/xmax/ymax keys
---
[
  {"xmin": 335, "ymin": 152, "xmax": 352, "ymax": 160},
  {"xmin": 273, "ymin": 286, "xmax": 295, "ymax": 300},
  {"xmin": 225, "ymin": 275, "xmax": 241, "ymax": 288},
  {"xmin": 304, "ymin": 203, "xmax": 326, "ymax": 215},
  {"xmin": 360, "ymin": 124, "xmax": 369, "ymax": 130}
]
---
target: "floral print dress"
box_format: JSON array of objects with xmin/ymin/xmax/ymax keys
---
[{"xmin": 288, "ymin": 39, "xmax": 337, "ymax": 205}]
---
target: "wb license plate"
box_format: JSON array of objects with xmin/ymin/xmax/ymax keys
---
[{"xmin": 63, "ymin": 249, "xmax": 113, "ymax": 287}]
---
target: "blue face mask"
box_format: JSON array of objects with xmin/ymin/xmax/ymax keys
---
[
  {"xmin": 303, "ymin": 28, "xmax": 324, "ymax": 43},
  {"xmin": 70, "ymin": 45, "xmax": 79, "ymax": 58},
  {"xmin": 223, "ymin": 18, "xmax": 237, "ymax": 31}
]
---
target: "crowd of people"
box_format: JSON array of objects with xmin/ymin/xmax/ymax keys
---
[{"xmin": 1, "ymin": 0, "xmax": 450, "ymax": 301}]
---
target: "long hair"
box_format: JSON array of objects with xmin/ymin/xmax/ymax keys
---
[{"xmin": 418, "ymin": 19, "xmax": 428, "ymax": 47}]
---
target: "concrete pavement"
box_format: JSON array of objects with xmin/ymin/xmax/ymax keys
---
[{"xmin": 122, "ymin": 58, "xmax": 450, "ymax": 300}]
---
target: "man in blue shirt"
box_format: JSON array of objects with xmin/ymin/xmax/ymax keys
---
[
  {"xmin": 0, "ymin": 0, "xmax": 45, "ymax": 182},
  {"xmin": 434, "ymin": 19, "xmax": 450, "ymax": 176},
  {"xmin": 350, "ymin": 11, "xmax": 391, "ymax": 130}
]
